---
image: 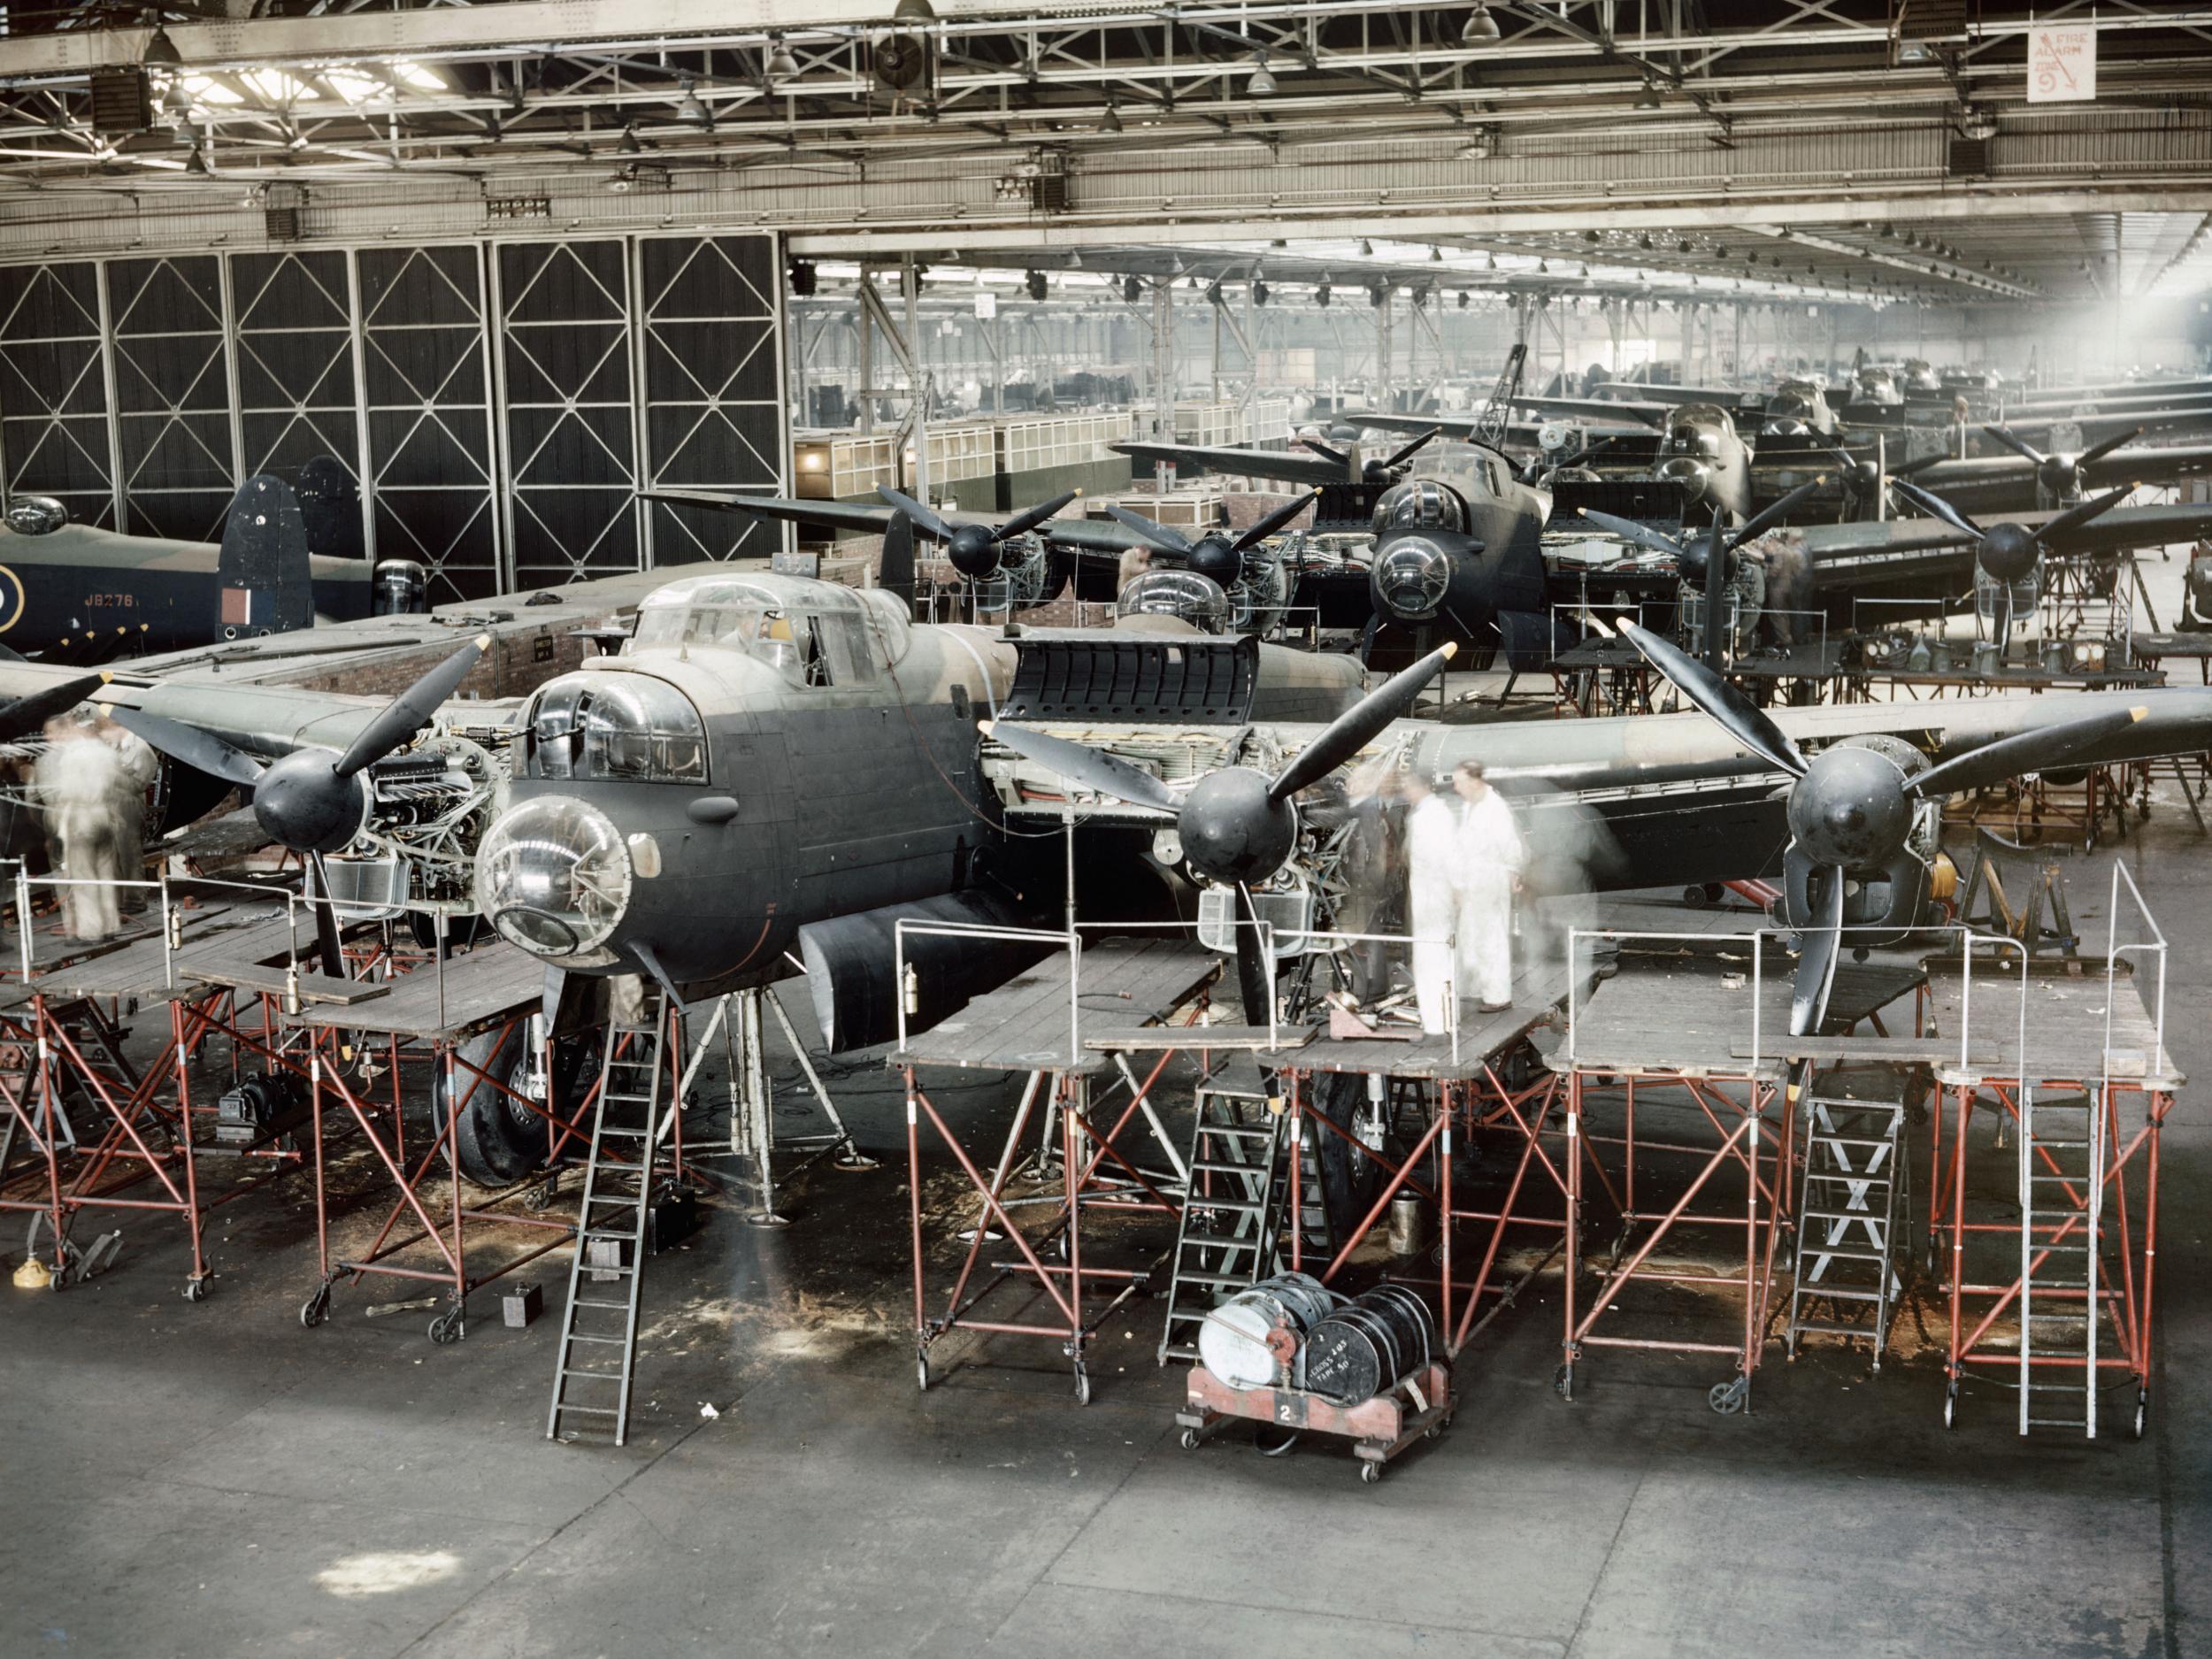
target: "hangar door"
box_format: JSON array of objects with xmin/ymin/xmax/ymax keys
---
[{"xmin": 0, "ymin": 231, "xmax": 786, "ymax": 602}]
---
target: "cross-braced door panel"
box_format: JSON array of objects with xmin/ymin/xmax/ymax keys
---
[
  {"xmin": 0, "ymin": 261, "xmax": 115, "ymax": 529},
  {"xmin": 231, "ymin": 250, "xmax": 364, "ymax": 559},
  {"xmin": 639, "ymin": 234, "xmax": 784, "ymax": 565},
  {"xmin": 497, "ymin": 239, "xmax": 637, "ymax": 590},
  {"xmin": 108, "ymin": 255, "xmax": 234, "ymax": 542},
  {"xmin": 359, "ymin": 245, "xmax": 495, "ymax": 602}
]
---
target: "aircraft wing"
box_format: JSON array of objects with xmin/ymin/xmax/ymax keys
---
[
  {"xmin": 1111, "ymin": 440, "xmax": 1347, "ymax": 488},
  {"xmin": 1509, "ymin": 395, "xmax": 1669, "ymax": 430},
  {"xmin": 1595, "ymin": 381, "xmax": 1763, "ymax": 411},
  {"xmin": 2085, "ymin": 444, "xmax": 2212, "ymax": 490},
  {"xmin": 1791, "ymin": 499, "xmax": 2212, "ymax": 592},
  {"xmin": 1038, "ymin": 518, "xmax": 1164, "ymax": 557},
  {"xmin": 638, "ymin": 489, "xmax": 896, "ymax": 535}
]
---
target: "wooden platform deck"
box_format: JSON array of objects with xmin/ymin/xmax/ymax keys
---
[
  {"xmin": 895, "ymin": 938, "xmax": 1221, "ymax": 1075},
  {"xmin": 1925, "ymin": 962, "xmax": 2182, "ymax": 1090},
  {"xmin": 1258, "ymin": 963, "xmax": 1574, "ymax": 1081},
  {"xmin": 282, "ymin": 941, "xmax": 543, "ymax": 1041}
]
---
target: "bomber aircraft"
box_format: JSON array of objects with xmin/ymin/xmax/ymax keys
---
[{"xmin": 31, "ymin": 563, "xmax": 2205, "ymax": 1187}]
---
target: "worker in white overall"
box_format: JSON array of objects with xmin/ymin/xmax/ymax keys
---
[
  {"xmin": 1401, "ymin": 769, "xmax": 1460, "ymax": 1033},
  {"xmin": 1451, "ymin": 759, "xmax": 1525, "ymax": 1011}
]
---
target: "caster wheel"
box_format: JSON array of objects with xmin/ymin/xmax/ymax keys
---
[
  {"xmin": 182, "ymin": 1278, "xmax": 209, "ymax": 1303},
  {"xmin": 1071, "ymin": 1368, "xmax": 1091, "ymax": 1407},
  {"xmin": 299, "ymin": 1287, "xmax": 330, "ymax": 1329},
  {"xmin": 1709, "ymin": 1378, "xmax": 1747, "ymax": 1416},
  {"xmin": 1179, "ymin": 1428, "xmax": 1200, "ymax": 1451},
  {"xmin": 1360, "ymin": 1462, "xmax": 1381, "ymax": 1485},
  {"xmin": 1943, "ymin": 1382, "xmax": 1958, "ymax": 1430},
  {"xmin": 427, "ymin": 1307, "xmax": 465, "ymax": 1345},
  {"xmin": 522, "ymin": 1184, "xmax": 554, "ymax": 1214},
  {"xmin": 917, "ymin": 1353, "xmax": 931, "ymax": 1394},
  {"xmin": 1423, "ymin": 1424, "xmax": 1441, "ymax": 1441},
  {"xmin": 1553, "ymin": 1363, "xmax": 1574, "ymax": 1402},
  {"xmin": 2133, "ymin": 1392, "xmax": 2147, "ymax": 1441}
]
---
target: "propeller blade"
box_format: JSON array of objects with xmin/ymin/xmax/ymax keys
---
[
  {"xmin": 1908, "ymin": 705, "xmax": 2147, "ymax": 799},
  {"xmin": 978, "ymin": 719, "xmax": 1180, "ymax": 813},
  {"xmin": 1991, "ymin": 584, "xmax": 2014, "ymax": 655},
  {"xmin": 2075, "ymin": 426, "xmax": 2142, "ymax": 468},
  {"xmin": 333, "ymin": 634, "xmax": 488, "ymax": 780},
  {"xmin": 1101, "ymin": 503, "xmax": 1194, "ymax": 554},
  {"xmin": 1892, "ymin": 450, "xmax": 1949, "ymax": 478},
  {"xmin": 1615, "ymin": 620, "xmax": 1809, "ymax": 779},
  {"xmin": 1304, "ymin": 437, "xmax": 1352, "ymax": 468},
  {"xmin": 305, "ymin": 851, "xmax": 347, "ymax": 982},
  {"xmin": 1890, "ymin": 476, "xmax": 1985, "ymax": 539},
  {"xmin": 104, "ymin": 706, "xmax": 267, "ymax": 788},
  {"xmin": 1979, "ymin": 424, "xmax": 2047, "ymax": 465},
  {"xmin": 1230, "ymin": 489, "xmax": 1320, "ymax": 554},
  {"xmin": 541, "ymin": 964, "xmax": 567, "ymax": 1038},
  {"xmin": 1382, "ymin": 428, "xmax": 1441, "ymax": 469},
  {"xmin": 0, "ymin": 672, "xmax": 111, "ymax": 744},
  {"xmin": 877, "ymin": 487, "xmax": 956, "ymax": 541},
  {"xmin": 1233, "ymin": 885, "xmax": 1274, "ymax": 1026},
  {"xmin": 1789, "ymin": 866, "xmax": 1847, "ymax": 1039},
  {"xmin": 993, "ymin": 488, "xmax": 1079, "ymax": 543},
  {"xmin": 1580, "ymin": 509, "xmax": 1688, "ymax": 559},
  {"xmin": 1267, "ymin": 643, "xmax": 1457, "ymax": 803},
  {"xmin": 1731, "ymin": 478, "xmax": 1825, "ymax": 546},
  {"xmin": 2028, "ymin": 485, "xmax": 2131, "ymax": 551}
]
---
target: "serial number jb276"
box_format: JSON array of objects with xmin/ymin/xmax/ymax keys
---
[{"xmin": 83, "ymin": 593, "xmax": 137, "ymax": 608}]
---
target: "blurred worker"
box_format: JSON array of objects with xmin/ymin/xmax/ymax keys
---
[
  {"xmin": 1116, "ymin": 544, "xmax": 1153, "ymax": 595},
  {"xmin": 1451, "ymin": 759, "xmax": 1525, "ymax": 1012},
  {"xmin": 1401, "ymin": 769, "xmax": 1459, "ymax": 1034}
]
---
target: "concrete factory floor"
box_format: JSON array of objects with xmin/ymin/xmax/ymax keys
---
[{"xmin": 7, "ymin": 614, "xmax": 2212, "ymax": 1656}]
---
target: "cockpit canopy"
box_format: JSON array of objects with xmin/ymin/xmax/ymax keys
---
[
  {"xmin": 526, "ymin": 673, "xmax": 707, "ymax": 784},
  {"xmin": 1371, "ymin": 478, "xmax": 1469, "ymax": 537},
  {"xmin": 629, "ymin": 572, "xmax": 911, "ymax": 687},
  {"xmin": 1117, "ymin": 568, "xmax": 1229, "ymax": 634}
]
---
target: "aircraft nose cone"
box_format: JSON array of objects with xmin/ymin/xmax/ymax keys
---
[
  {"xmin": 946, "ymin": 526, "xmax": 1000, "ymax": 578},
  {"xmin": 1978, "ymin": 525, "xmax": 2039, "ymax": 584},
  {"xmin": 1187, "ymin": 537, "xmax": 1242, "ymax": 588}
]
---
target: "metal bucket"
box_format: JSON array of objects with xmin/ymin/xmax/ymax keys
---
[
  {"xmin": 1387, "ymin": 1193, "xmax": 1427, "ymax": 1256},
  {"xmin": 1197, "ymin": 1272, "xmax": 1338, "ymax": 1390},
  {"xmin": 1301, "ymin": 1286, "xmax": 1437, "ymax": 1407}
]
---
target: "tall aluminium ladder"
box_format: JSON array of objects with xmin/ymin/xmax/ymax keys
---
[
  {"xmin": 546, "ymin": 998, "xmax": 668, "ymax": 1446},
  {"xmin": 1786, "ymin": 1069, "xmax": 1908, "ymax": 1366},
  {"xmin": 2017, "ymin": 1086, "xmax": 2105, "ymax": 1436},
  {"xmin": 1157, "ymin": 1085, "xmax": 1289, "ymax": 1364}
]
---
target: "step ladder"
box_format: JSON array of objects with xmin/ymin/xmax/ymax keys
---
[
  {"xmin": 1786, "ymin": 1069, "xmax": 1908, "ymax": 1366},
  {"xmin": 2018, "ymin": 1087, "xmax": 2106, "ymax": 1437},
  {"xmin": 546, "ymin": 1001, "xmax": 669, "ymax": 1447},
  {"xmin": 1156, "ymin": 1086, "xmax": 1289, "ymax": 1365}
]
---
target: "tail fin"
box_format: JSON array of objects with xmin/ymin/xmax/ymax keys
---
[
  {"xmin": 296, "ymin": 456, "xmax": 365, "ymax": 561},
  {"xmin": 217, "ymin": 475, "xmax": 314, "ymax": 636}
]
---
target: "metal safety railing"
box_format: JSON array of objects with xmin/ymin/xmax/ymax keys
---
[{"xmin": 892, "ymin": 910, "xmax": 1463, "ymax": 1073}]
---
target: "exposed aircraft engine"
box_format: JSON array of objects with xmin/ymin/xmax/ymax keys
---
[{"xmin": 335, "ymin": 733, "xmax": 504, "ymax": 918}]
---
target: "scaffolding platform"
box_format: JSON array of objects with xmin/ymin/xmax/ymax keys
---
[
  {"xmin": 1567, "ymin": 951, "xmax": 1929, "ymax": 1075},
  {"xmin": 285, "ymin": 939, "xmax": 581, "ymax": 1342},
  {"xmin": 895, "ymin": 936, "xmax": 1222, "ymax": 1074},
  {"xmin": 898, "ymin": 935, "xmax": 1223, "ymax": 1402}
]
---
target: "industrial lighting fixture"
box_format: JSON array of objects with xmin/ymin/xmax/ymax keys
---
[
  {"xmin": 1246, "ymin": 51, "xmax": 1277, "ymax": 97},
  {"xmin": 1430, "ymin": 245, "xmax": 1444, "ymax": 261},
  {"xmin": 675, "ymin": 77, "xmax": 711, "ymax": 127},
  {"xmin": 1102, "ymin": 98, "xmax": 1122, "ymax": 133},
  {"xmin": 1961, "ymin": 105, "xmax": 1996, "ymax": 142},
  {"xmin": 1633, "ymin": 81, "xmax": 1662, "ymax": 111},
  {"xmin": 1122, "ymin": 273, "xmax": 1143, "ymax": 303},
  {"xmin": 1252, "ymin": 278, "xmax": 1271, "ymax": 305},
  {"xmin": 764, "ymin": 35, "xmax": 800, "ymax": 82},
  {"xmin": 1462, "ymin": 3, "xmax": 1502, "ymax": 43},
  {"xmin": 1457, "ymin": 133, "xmax": 1493, "ymax": 160},
  {"xmin": 618, "ymin": 123, "xmax": 644, "ymax": 154},
  {"xmin": 183, "ymin": 142, "xmax": 210, "ymax": 176},
  {"xmin": 1315, "ymin": 280, "xmax": 1331, "ymax": 307},
  {"xmin": 1896, "ymin": 39, "xmax": 1935, "ymax": 65},
  {"xmin": 1025, "ymin": 268, "xmax": 1048, "ymax": 300},
  {"xmin": 1357, "ymin": 238, "xmax": 1374, "ymax": 256},
  {"xmin": 141, "ymin": 24, "xmax": 181, "ymax": 68}
]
